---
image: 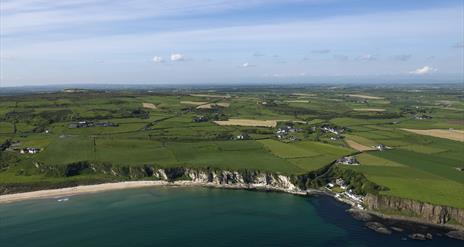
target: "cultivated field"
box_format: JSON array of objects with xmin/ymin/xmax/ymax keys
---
[
  {"xmin": 180, "ymin": 101, "xmax": 208, "ymax": 106},
  {"xmin": 353, "ymin": 108, "xmax": 385, "ymax": 112},
  {"xmin": 292, "ymin": 93, "xmax": 316, "ymax": 97},
  {"xmin": 345, "ymin": 139, "xmax": 375, "ymax": 151},
  {"xmin": 1, "ymin": 85, "xmax": 463, "ymax": 210},
  {"xmin": 196, "ymin": 103, "xmax": 230, "ymax": 109},
  {"xmin": 189, "ymin": 94, "xmax": 231, "ymax": 98},
  {"xmin": 401, "ymin": 128, "xmax": 464, "ymax": 142},
  {"xmin": 214, "ymin": 119, "xmax": 278, "ymax": 127},
  {"xmin": 142, "ymin": 103, "xmax": 158, "ymax": 109},
  {"xmin": 347, "ymin": 94, "xmax": 384, "ymax": 100},
  {"xmin": 286, "ymin": 100, "xmax": 309, "ymax": 103}
]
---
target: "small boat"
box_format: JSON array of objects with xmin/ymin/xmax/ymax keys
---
[{"xmin": 57, "ymin": 198, "xmax": 69, "ymax": 202}]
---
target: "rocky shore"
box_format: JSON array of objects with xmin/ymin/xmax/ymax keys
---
[{"xmin": 349, "ymin": 209, "xmax": 464, "ymax": 241}]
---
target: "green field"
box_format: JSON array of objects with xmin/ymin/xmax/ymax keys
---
[{"xmin": 1, "ymin": 85, "xmax": 463, "ymax": 210}]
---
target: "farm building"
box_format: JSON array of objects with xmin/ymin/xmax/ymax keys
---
[
  {"xmin": 321, "ymin": 125, "xmax": 345, "ymax": 135},
  {"xmin": 415, "ymin": 114, "xmax": 432, "ymax": 120},
  {"xmin": 236, "ymin": 133, "xmax": 250, "ymax": 140},
  {"xmin": 375, "ymin": 144, "xmax": 386, "ymax": 151},
  {"xmin": 95, "ymin": 122, "xmax": 119, "ymax": 127},
  {"xmin": 69, "ymin": 121, "xmax": 94, "ymax": 128},
  {"xmin": 193, "ymin": 116, "xmax": 208, "ymax": 123},
  {"xmin": 335, "ymin": 178, "xmax": 346, "ymax": 186},
  {"xmin": 338, "ymin": 156, "xmax": 358, "ymax": 165},
  {"xmin": 20, "ymin": 147, "xmax": 41, "ymax": 154},
  {"xmin": 330, "ymin": 135, "xmax": 341, "ymax": 141}
]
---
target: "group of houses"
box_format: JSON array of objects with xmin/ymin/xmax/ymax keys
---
[
  {"xmin": 236, "ymin": 133, "xmax": 250, "ymax": 140},
  {"xmin": 320, "ymin": 125, "xmax": 345, "ymax": 135},
  {"xmin": 338, "ymin": 190, "xmax": 364, "ymax": 209},
  {"xmin": 327, "ymin": 178, "xmax": 365, "ymax": 210},
  {"xmin": 95, "ymin": 122, "xmax": 119, "ymax": 127},
  {"xmin": 275, "ymin": 125, "xmax": 302, "ymax": 141},
  {"xmin": 415, "ymin": 114, "xmax": 432, "ymax": 120},
  {"xmin": 20, "ymin": 147, "xmax": 41, "ymax": 154},
  {"xmin": 69, "ymin": 121, "xmax": 94, "ymax": 128},
  {"xmin": 192, "ymin": 116, "xmax": 208, "ymax": 123},
  {"xmin": 338, "ymin": 156, "xmax": 359, "ymax": 165},
  {"xmin": 0, "ymin": 140, "xmax": 40, "ymax": 154},
  {"xmin": 374, "ymin": 143, "xmax": 388, "ymax": 151},
  {"xmin": 327, "ymin": 178, "xmax": 348, "ymax": 190},
  {"xmin": 69, "ymin": 121, "xmax": 118, "ymax": 128}
]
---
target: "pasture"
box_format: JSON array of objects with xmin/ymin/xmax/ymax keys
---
[{"xmin": 1, "ymin": 85, "xmax": 463, "ymax": 210}]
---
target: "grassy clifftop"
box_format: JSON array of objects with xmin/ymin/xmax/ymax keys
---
[{"xmin": 1, "ymin": 85, "xmax": 463, "ymax": 209}]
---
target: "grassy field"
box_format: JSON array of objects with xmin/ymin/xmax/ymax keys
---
[{"xmin": 1, "ymin": 85, "xmax": 463, "ymax": 209}]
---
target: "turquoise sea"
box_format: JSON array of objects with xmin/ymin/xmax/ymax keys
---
[{"xmin": 0, "ymin": 187, "xmax": 461, "ymax": 247}]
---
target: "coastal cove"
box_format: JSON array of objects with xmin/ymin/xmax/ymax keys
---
[
  {"xmin": 1, "ymin": 187, "xmax": 463, "ymax": 247},
  {"xmin": 1, "ymin": 85, "xmax": 464, "ymax": 245}
]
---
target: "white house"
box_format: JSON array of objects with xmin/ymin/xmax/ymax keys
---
[
  {"xmin": 21, "ymin": 147, "xmax": 41, "ymax": 154},
  {"xmin": 339, "ymin": 156, "xmax": 358, "ymax": 165}
]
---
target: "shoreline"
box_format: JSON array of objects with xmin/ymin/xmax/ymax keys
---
[
  {"xmin": 1, "ymin": 180, "xmax": 463, "ymax": 235},
  {"xmin": 350, "ymin": 208, "xmax": 464, "ymax": 232},
  {"xmin": 0, "ymin": 180, "xmax": 310, "ymax": 204}
]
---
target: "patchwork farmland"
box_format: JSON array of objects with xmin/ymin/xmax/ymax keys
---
[{"xmin": 0, "ymin": 84, "xmax": 463, "ymax": 211}]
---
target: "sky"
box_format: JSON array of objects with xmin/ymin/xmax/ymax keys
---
[{"xmin": 0, "ymin": 0, "xmax": 463, "ymax": 86}]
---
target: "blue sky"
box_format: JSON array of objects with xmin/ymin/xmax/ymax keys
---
[{"xmin": 0, "ymin": 0, "xmax": 463, "ymax": 86}]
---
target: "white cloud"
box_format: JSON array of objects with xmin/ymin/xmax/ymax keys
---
[
  {"xmin": 152, "ymin": 56, "xmax": 164, "ymax": 63},
  {"xmin": 1, "ymin": 0, "xmax": 300, "ymax": 34},
  {"xmin": 4, "ymin": 7, "xmax": 459, "ymax": 59},
  {"xmin": 170, "ymin": 53, "xmax": 184, "ymax": 61},
  {"xmin": 409, "ymin": 66, "xmax": 437, "ymax": 75},
  {"xmin": 239, "ymin": 62, "xmax": 255, "ymax": 68}
]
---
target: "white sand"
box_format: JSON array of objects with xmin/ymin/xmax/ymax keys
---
[
  {"xmin": 0, "ymin": 181, "xmax": 169, "ymax": 204},
  {"xmin": 0, "ymin": 180, "xmax": 308, "ymax": 204}
]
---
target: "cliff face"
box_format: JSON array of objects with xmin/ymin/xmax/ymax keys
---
[
  {"xmin": 0, "ymin": 165, "xmax": 305, "ymax": 195},
  {"xmin": 155, "ymin": 168, "xmax": 301, "ymax": 193},
  {"xmin": 365, "ymin": 194, "xmax": 464, "ymax": 226}
]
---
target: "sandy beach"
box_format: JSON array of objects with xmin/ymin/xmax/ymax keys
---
[
  {"xmin": 0, "ymin": 180, "xmax": 308, "ymax": 204},
  {"xmin": 0, "ymin": 181, "xmax": 171, "ymax": 204}
]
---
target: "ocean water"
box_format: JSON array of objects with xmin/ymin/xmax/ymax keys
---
[{"xmin": 0, "ymin": 187, "xmax": 461, "ymax": 247}]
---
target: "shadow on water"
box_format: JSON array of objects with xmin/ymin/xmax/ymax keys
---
[{"xmin": 308, "ymin": 194, "xmax": 463, "ymax": 246}]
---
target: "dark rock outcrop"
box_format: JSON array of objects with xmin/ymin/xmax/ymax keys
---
[
  {"xmin": 409, "ymin": 233, "xmax": 426, "ymax": 240},
  {"xmin": 390, "ymin": 227, "xmax": 404, "ymax": 232},
  {"xmin": 446, "ymin": 230, "xmax": 464, "ymax": 240},
  {"xmin": 366, "ymin": 222, "xmax": 391, "ymax": 234}
]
